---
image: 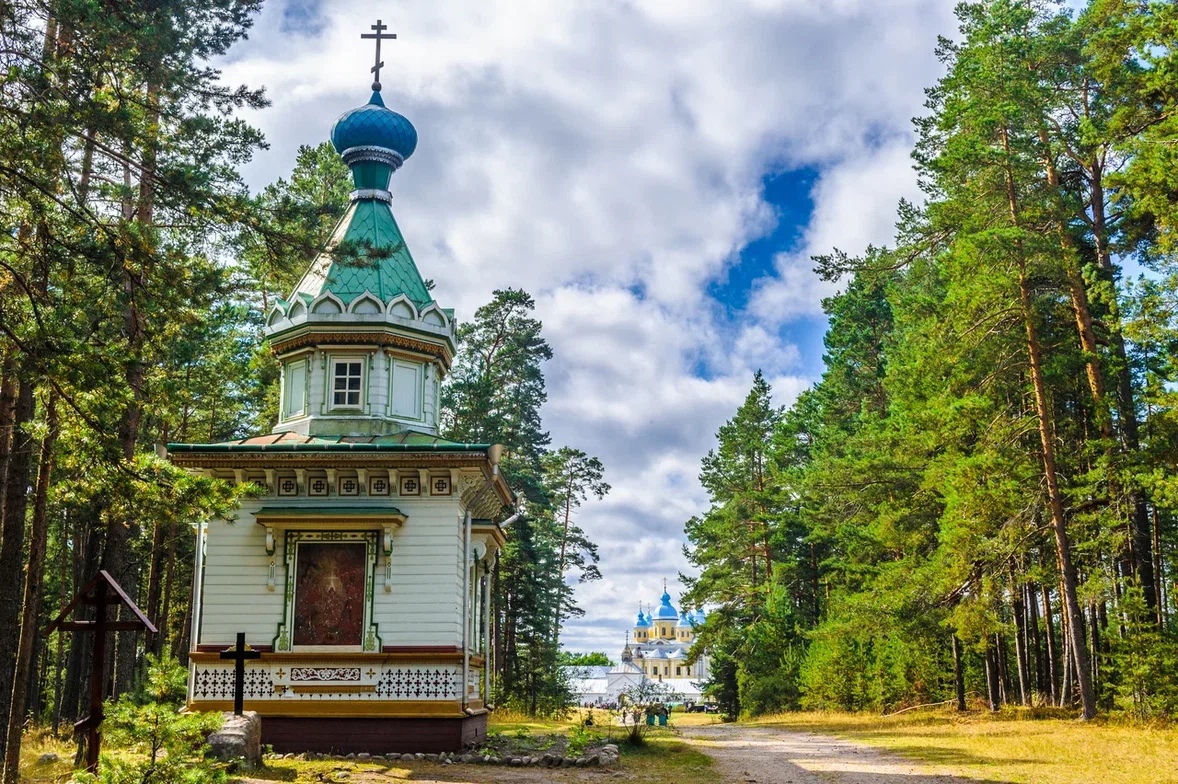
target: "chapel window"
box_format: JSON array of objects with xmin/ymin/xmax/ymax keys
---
[
  {"xmin": 332, "ymin": 359, "xmax": 364, "ymax": 408},
  {"xmin": 390, "ymin": 359, "xmax": 423, "ymax": 419},
  {"xmin": 282, "ymin": 359, "xmax": 307, "ymax": 419}
]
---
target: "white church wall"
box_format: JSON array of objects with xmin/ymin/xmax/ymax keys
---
[
  {"xmin": 373, "ymin": 496, "xmax": 463, "ymax": 646},
  {"xmin": 198, "ymin": 495, "xmax": 466, "ymax": 650},
  {"xmin": 199, "ymin": 501, "xmax": 285, "ymax": 647}
]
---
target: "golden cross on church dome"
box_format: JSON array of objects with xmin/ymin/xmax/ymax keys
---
[{"xmin": 361, "ymin": 19, "xmax": 397, "ymax": 91}]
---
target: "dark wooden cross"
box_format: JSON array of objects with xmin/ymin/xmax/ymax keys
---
[
  {"xmin": 220, "ymin": 632, "xmax": 262, "ymax": 716},
  {"xmin": 43, "ymin": 570, "xmax": 156, "ymax": 774},
  {"xmin": 361, "ymin": 19, "xmax": 397, "ymax": 91}
]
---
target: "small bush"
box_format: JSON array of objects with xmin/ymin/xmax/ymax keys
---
[{"xmin": 79, "ymin": 654, "xmax": 225, "ymax": 784}]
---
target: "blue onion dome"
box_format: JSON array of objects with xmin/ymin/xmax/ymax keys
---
[
  {"xmin": 635, "ymin": 607, "xmax": 651, "ymax": 628},
  {"xmin": 655, "ymin": 590, "xmax": 679, "ymax": 620},
  {"xmin": 676, "ymin": 613, "xmax": 693, "ymax": 628},
  {"xmin": 331, "ymin": 91, "xmax": 418, "ymax": 161}
]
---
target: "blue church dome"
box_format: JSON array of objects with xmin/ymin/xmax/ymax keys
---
[
  {"xmin": 654, "ymin": 590, "xmax": 678, "ymax": 620},
  {"xmin": 635, "ymin": 608, "xmax": 651, "ymax": 628},
  {"xmin": 331, "ymin": 91, "xmax": 418, "ymax": 160}
]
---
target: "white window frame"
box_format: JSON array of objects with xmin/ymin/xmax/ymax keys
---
[
  {"xmin": 388, "ymin": 358, "xmax": 424, "ymax": 421},
  {"xmin": 328, "ymin": 354, "xmax": 366, "ymax": 411},
  {"xmin": 281, "ymin": 358, "xmax": 308, "ymax": 421}
]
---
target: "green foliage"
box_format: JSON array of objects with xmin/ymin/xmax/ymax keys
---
[
  {"xmin": 566, "ymin": 723, "xmax": 603, "ymax": 755},
  {"xmin": 683, "ymin": 0, "xmax": 1178, "ymax": 720},
  {"xmin": 1107, "ymin": 588, "xmax": 1178, "ymax": 719},
  {"xmin": 559, "ymin": 651, "xmax": 615, "ymax": 667},
  {"xmin": 440, "ymin": 288, "xmax": 608, "ymax": 716},
  {"xmin": 239, "ymin": 141, "xmax": 353, "ymax": 311},
  {"xmin": 91, "ymin": 655, "xmax": 225, "ymax": 784},
  {"xmin": 612, "ymin": 679, "xmax": 679, "ymax": 746}
]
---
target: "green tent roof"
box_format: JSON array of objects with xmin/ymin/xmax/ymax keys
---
[{"xmin": 290, "ymin": 198, "xmax": 432, "ymax": 309}]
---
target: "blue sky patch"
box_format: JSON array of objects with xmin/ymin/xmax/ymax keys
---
[
  {"xmin": 708, "ymin": 166, "xmax": 818, "ymax": 313},
  {"xmin": 281, "ymin": 0, "xmax": 326, "ymax": 35}
]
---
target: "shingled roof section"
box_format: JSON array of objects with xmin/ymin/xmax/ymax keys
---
[{"xmin": 290, "ymin": 198, "xmax": 433, "ymax": 310}]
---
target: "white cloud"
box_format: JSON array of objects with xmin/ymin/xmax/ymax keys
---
[{"xmin": 221, "ymin": 0, "xmax": 955, "ymax": 651}]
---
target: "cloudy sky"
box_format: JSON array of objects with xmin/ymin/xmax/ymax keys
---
[{"xmin": 220, "ymin": 0, "xmax": 958, "ymax": 653}]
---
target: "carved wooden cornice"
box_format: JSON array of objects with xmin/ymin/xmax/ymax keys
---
[
  {"xmin": 270, "ymin": 330, "xmax": 453, "ymax": 366},
  {"xmin": 169, "ymin": 452, "xmax": 486, "ymax": 469}
]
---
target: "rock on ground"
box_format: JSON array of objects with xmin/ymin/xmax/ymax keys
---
[{"xmin": 206, "ymin": 711, "xmax": 262, "ymax": 770}]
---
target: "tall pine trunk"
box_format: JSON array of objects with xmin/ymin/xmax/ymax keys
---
[
  {"xmin": 0, "ymin": 376, "xmax": 36, "ymax": 766},
  {"xmin": 1088, "ymin": 165, "xmax": 1156, "ymax": 611},
  {"xmin": 1041, "ymin": 583, "xmax": 1059, "ymax": 704},
  {"xmin": 1002, "ymin": 126, "xmax": 1096, "ymax": 719},
  {"xmin": 951, "ymin": 634, "xmax": 967, "ymax": 711},
  {"xmin": 4, "ymin": 396, "xmax": 57, "ymax": 784}
]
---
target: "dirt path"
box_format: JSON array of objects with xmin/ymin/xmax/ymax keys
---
[{"xmin": 681, "ymin": 724, "xmax": 996, "ymax": 784}]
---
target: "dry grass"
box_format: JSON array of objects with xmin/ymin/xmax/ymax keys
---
[
  {"xmin": 751, "ymin": 707, "xmax": 1178, "ymax": 784},
  {"xmin": 16, "ymin": 728, "xmax": 76, "ymax": 784}
]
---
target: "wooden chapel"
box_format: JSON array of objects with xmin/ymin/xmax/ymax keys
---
[{"xmin": 168, "ymin": 21, "xmax": 514, "ymax": 754}]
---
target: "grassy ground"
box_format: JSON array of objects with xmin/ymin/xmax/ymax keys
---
[
  {"xmin": 752, "ymin": 707, "xmax": 1178, "ymax": 784},
  {"xmin": 244, "ymin": 735, "xmax": 712, "ymax": 784},
  {"xmin": 15, "ymin": 729, "xmax": 76, "ymax": 784},
  {"xmin": 16, "ymin": 714, "xmax": 714, "ymax": 784},
  {"xmin": 30, "ymin": 706, "xmax": 1172, "ymax": 784}
]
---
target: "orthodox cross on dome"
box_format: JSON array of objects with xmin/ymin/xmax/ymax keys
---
[{"xmin": 361, "ymin": 19, "xmax": 397, "ymax": 92}]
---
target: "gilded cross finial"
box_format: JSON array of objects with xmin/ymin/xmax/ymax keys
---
[{"xmin": 361, "ymin": 19, "xmax": 397, "ymax": 92}]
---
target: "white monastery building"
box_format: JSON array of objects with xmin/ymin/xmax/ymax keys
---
[{"xmin": 570, "ymin": 585, "xmax": 710, "ymax": 706}]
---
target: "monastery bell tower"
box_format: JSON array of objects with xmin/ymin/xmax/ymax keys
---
[{"xmin": 264, "ymin": 65, "xmax": 454, "ymax": 438}]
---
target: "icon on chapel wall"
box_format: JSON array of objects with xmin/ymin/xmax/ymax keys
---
[
  {"xmin": 339, "ymin": 477, "xmax": 359, "ymax": 496},
  {"xmin": 292, "ymin": 542, "xmax": 366, "ymax": 646},
  {"xmin": 399, "ymin": 474, "xmax": 420, "ymax": 496},
  {"xmin": 309, "ymin": 477, "xmax": 328, "ymax": 497},
  {"xmin": 278, "ymin": 477, "xmax": 298, "ymax": 496},
  {"xmin": 431, "ymin": 476, "xmax": 451, "ymax": 496},
  {"xmin": 369, "ymin": 476, "xmax": 390, "ymax": 496}
]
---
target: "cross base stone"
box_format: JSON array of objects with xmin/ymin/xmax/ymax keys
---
[{"xmin": 207, "ymin": 711, "xmax": 262, "ymax": 769}]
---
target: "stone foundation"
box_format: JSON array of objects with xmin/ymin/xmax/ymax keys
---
[{"xmin": 263, "ymin": 713, "xmax": 487, "ymax": 755}]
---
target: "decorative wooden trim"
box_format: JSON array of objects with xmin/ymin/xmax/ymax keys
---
[
  {"xmin": 187, "ymin": 699, "xmax": 466, "ymax": 718},
  {"xmin": 273, "ymin": 530, "xmax": 381, "ymax": 653},
  {"xmin": 291, "ymin": 684, "xmax": 377, "ymax": 694},
  {"xmin": 252, "ymin": 511, "xmax": 406, "ymax": 527},
  {"xmin": 382, "ymin": 645, "xmax": 462, "ymax": 654},
  {"xmin": 271, "ymin": 331, "xmax": 453, "ymax": 367},
  {"xmin": 187, "ymin": 651, "xmax": 472, "ymax": 663}
]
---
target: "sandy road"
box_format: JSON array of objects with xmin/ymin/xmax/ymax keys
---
[{"xmin": 681, "ymin": 724, "xmax": 994, "ymax": 784}]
